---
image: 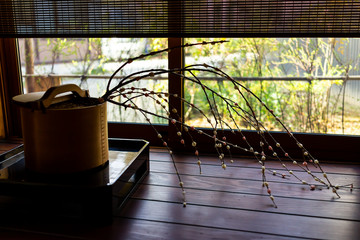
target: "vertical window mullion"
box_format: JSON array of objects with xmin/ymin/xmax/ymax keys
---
[{"xmin": 168, "ymin": 37, "xmax": 183, "ymax": 145}]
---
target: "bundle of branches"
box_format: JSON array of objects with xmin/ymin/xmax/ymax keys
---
[{"xmin": 101, "ymin": 41, "xmax": 352, "ymax": 208}]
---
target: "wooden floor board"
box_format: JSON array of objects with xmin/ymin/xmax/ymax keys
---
[
  {"xmin": 150, "ymin": 151, "xmax": 360, "ymax": 175},
  {"xmin": 131, "ymin": 184, "xmax": 360, "ymax": 221},
  {"xmin": 119, "ymin": 199, "xmax": 360, "ymax": 240},
  {"xmin": 143, "ymin": 172, "xmax": 360, "ymax": 203},
  {"xmin": 150, "ymin": 161, "xmax": 360, "ymax": 188},
  {"xmin": 108, "ymin": 218, "xmax": 299, "ymax": 240}
]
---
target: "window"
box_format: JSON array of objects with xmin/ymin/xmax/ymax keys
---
[
  {"xmin": 18, "ymin": 38, "xmax": 169, "ymax": 124},
  {"xmin": 0, "ymin": 38, "xmax": 178, "ymax": 145},
  {"xmin": 184, "ymin": 38, "xmax": 360, "ymax": 135},
  {"xmin": 1, "ymin": 1, "xmax": 360, "ymax": 161}
]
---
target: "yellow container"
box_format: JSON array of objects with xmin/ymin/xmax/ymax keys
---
[{"xmin": 13, "ymin": 84, "xmax": 108, "ymax": 174}]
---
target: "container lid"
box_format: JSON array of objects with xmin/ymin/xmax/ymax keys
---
[{"xmin": 13, "ymin": 84, "xmax": 89, "ymax": 110}]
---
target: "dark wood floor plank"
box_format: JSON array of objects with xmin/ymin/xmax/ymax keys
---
[
  {"xmin": 119, "ymin": 199, "xmax": 360, "ymax": 240},
  {"xmin": 143, "ymin": 172, "xmax": 360, "ymax": 203},
  {"xmin": 150, "ymin": 151, "xmax": 360, "ymax": 175},
  {"xmin": 150, "ymin": 161, "xmax": 359, "ymax": 189},
  {"xmin": 132, "ymin": 184, "xmax": 360, "ymax": 221},
  {"xmin": 0, "ymin": 229, "xmax": 82, "ymax": 240},
  {"xmin": 107, "ymin": 218, "xmax": 298, "ymax": 240},
  {"xmin": 0, "ymin": 215, "xmax": 298, "ymax": 240}
]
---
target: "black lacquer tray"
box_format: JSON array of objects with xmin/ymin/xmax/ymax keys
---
[{"xmin": 0, "ymin": 138, "xmax": 149, "ymax": 225}]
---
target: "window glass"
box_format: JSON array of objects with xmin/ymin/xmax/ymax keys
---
[
  {"xmin": 184, "ymin": 38, "xmax": 360, "ymax": 135},
  {"xmin": 18, "ymin": 38, "xmax": 168, "ymax": 124}
]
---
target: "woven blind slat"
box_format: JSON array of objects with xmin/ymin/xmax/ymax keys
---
[{"xmin": 0, "ymin": 0, "xmax": 359, "ymax": 37}]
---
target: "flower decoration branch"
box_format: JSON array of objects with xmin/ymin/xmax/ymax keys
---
[{"xmin": 101, "ymin": 41, "xmax": 352, "ymax": 208}]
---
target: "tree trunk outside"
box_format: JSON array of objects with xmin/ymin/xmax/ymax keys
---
[{"xmin": 25, "ymin": 38, "xmax": 35, "ymax": 92}]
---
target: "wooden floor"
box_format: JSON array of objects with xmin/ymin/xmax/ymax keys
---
[{"xmin": 1, "ymin": 147, "xmax": 360, "ymax": 239}]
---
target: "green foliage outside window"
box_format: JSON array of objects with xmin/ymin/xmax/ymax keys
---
[{"xmin": 184, "ymin": 38, "xmax": 360, "ymax": 135}]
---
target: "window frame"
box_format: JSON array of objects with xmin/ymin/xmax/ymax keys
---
[
  {"xmin": 1, "ymin": 37, "xmax": 360, "ymax": 161},
  {"xmin": 0, "ymin": 38, "xmax": 22, "ymax": 138}
]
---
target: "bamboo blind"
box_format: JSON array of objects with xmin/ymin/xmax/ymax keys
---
[{"xmin": 0, "ymin": 0, "xmax": 359, "ymax": 37}]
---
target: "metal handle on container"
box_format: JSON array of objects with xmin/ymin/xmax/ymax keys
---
[{"xmin": 40, "ymin": 84, "xmax": 89, "ymax": 109}]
